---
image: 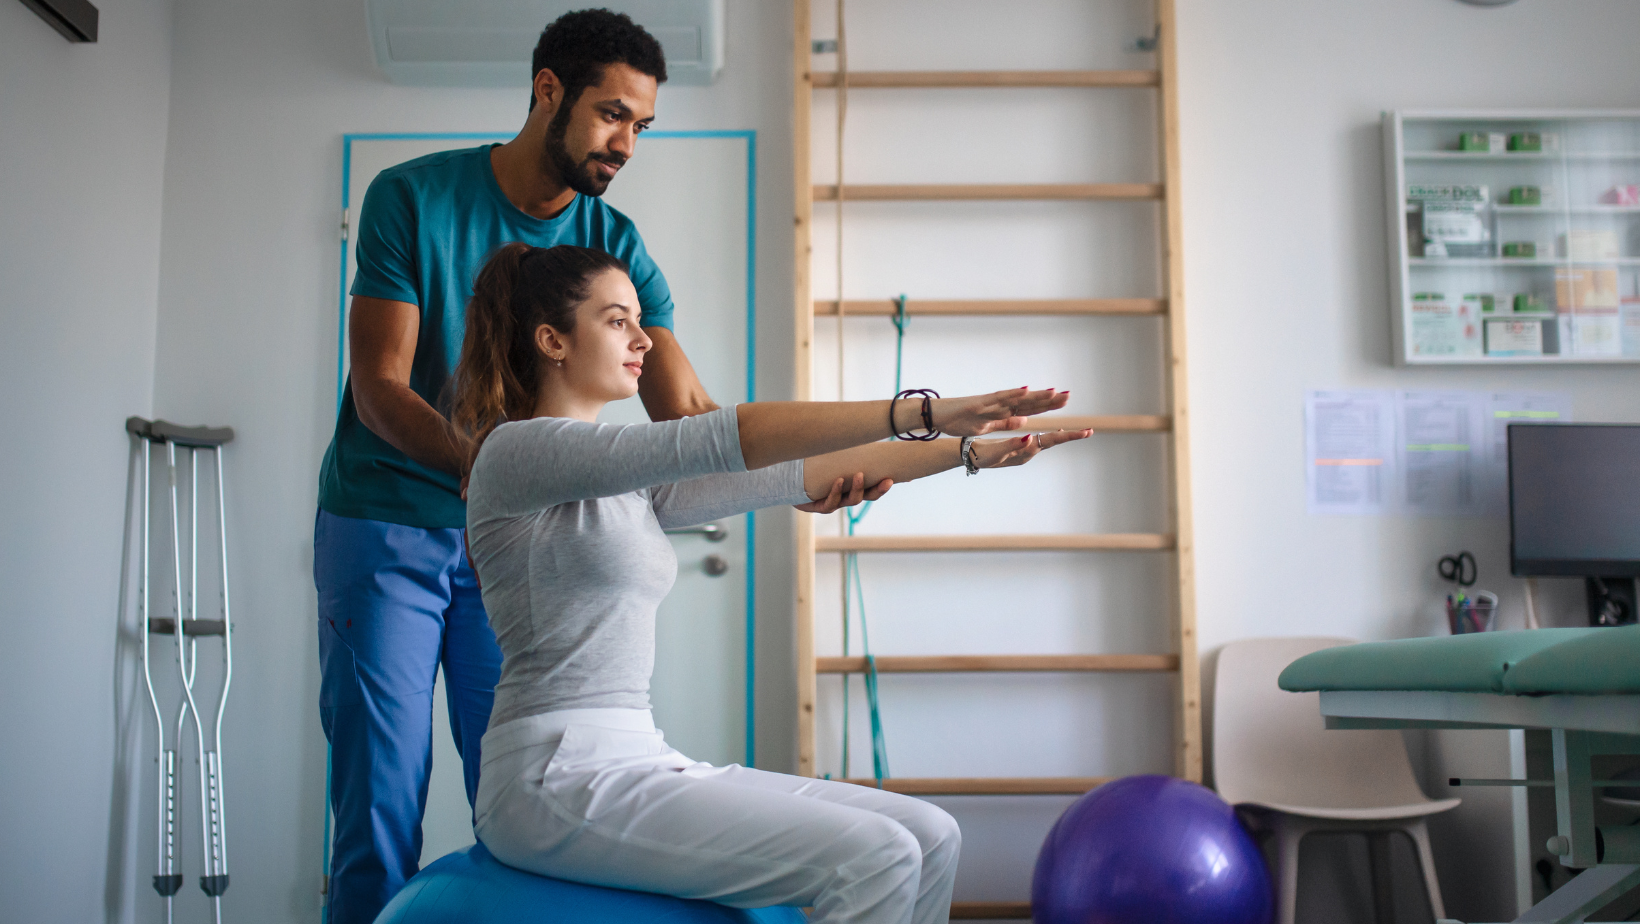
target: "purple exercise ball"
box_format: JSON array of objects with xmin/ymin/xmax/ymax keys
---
[{"xmin": 1031, "ymin": 774, "xmax": 1272, "ymax": 924}]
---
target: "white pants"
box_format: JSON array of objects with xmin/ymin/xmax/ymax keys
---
[{"xmin": 474, "ymin": 709, "xmax": 960, "ymax": 924}]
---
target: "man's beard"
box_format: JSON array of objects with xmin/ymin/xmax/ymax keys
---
[{"xmin": 543, "ymin": 104, "xmax": 624, "ymax": 198}]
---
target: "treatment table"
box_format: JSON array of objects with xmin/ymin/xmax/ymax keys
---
[{"xmin": 1280, "ymin": 626, "xmax": 1640, "ymax": 924}]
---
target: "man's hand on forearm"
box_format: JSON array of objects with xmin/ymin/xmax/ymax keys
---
[
  {"xmin": 352, "ymin": 376, "xmax": 468, "ymax": 474},
  {"xmin": 349, "ymin": 295, "xmax": 468, "ymax": 475},
  {"xmin": 794, "ymin": 471, "xmax": 893, "ymax": 514}
]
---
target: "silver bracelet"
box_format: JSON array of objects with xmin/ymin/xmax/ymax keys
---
[{"xmin": 960, "ymin": 436, "xmax": 979, "ymax": 476}]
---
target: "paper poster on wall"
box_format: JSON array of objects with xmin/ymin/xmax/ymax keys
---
[
  {"xmin": 1305, "ymin": 389, "xmax": 1573, "ymax": 516},
  {"xmin": 1397, "ymin": 391, "xmax": 1486, "ymax": 516},
  {"xmin": 1305, "ymin": 391, "xmax": 1396, "ymax": 514},
  {"xmin": 1480, "ymin": 392, "xmax": 1573, "ymax": 515}
]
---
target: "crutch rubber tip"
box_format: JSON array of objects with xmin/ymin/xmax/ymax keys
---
[
  {"xmin": 201, "ymin": 874, "xmax": 230, "ymax": 897},
  {"xmin": 152, "ymin": 874, "xmax": 183, "ymax": 897}
]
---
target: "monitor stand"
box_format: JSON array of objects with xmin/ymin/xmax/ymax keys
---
[{"xmin": 1586, "ymin": 576, "xmax": 1638, "ymax": 626}]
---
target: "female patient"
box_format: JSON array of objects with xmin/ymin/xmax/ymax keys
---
[{"xmin": 454, "ymin": 243, "xmax": 1089, "ymax": 924}]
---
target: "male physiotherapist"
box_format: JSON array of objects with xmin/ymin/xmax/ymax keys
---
[{"xmin": 313, "ymin": 10, "xmax": 882, "ymax": 923}]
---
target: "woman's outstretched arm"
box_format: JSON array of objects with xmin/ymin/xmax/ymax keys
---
[
  {"xmin": 736, "ymin": 387, "xmax": 1069, "ymax": 471},
  {"xmin": 800, "ymin": 428, "xmax": 1093, "ymax": 499}
]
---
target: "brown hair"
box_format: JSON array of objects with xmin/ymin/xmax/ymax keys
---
[{"xmin": 450, "ymin": 242, "xmax": 630, "ymax": 484}]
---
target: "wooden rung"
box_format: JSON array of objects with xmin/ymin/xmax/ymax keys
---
[
  {"xmin": 841, "ymin": 776, "xmax": 1110, "ymax": 795},
  {"xmin": 818, "ymin": 654, "xmax": 1179, "ymax": 674},
  {"xmin": 813, "ymin": 183, "xmax": 1162, "ymax": 202},
  {"xmin": 815, "ymin": 533, "xmax": 1174, "ymax": 553},
  {"xmin": 147, "ymin": 617, "xmax": 227, "ymax": 636},
  {"xmin": 1022, "ymin": 414, "xmax": 1170, "ymax": 433},
  {"xmin": 813, "ymin": 298, "xmax": 1166, "ymax": 317},
  {"xmin": 951, "ymin": 901, "xmax": 1032, "ymax": 919},
  {"xmin": 812, "ymin": 69, "xmax": 1159, "ymax": 89}
]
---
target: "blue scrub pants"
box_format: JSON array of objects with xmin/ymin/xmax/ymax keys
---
[{"xmin": 313, "ymin": 509, "xmax": 501, "ymax": 924}]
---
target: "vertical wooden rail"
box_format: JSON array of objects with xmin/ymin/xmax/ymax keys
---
[
  {"xmin": 792, "ymin": 0, "xmax": 818, "ymax": 778},
  {"xmin": 1155, "ymin": 0, "xmax": 1201, "ymax": 783}
]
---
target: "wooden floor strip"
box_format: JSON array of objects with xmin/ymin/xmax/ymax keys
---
[
  {"xmin": 839, "ymin": 776, "xmax": 1110, "ymax": 795},
  {"xmin": 951, "ymin": 901, "xmax": 1033, "ymax": 919},
  {"xmin": 813, "ymin": 69, "xmax": 1158, "ymax": 89},
  {"xmin": 814, "ymin": 297, "xmax": 1166, "ymax": 317},
  {"xmin": 1022, "ymin": 414, "xmax": 1170, "ymax": 433},
  {"xmin": 818, "ymin": 654, "xmax": 1179, "ymax": 674},
  {"xmin": 813, "ymin": 183, "xmax": 1162, "ymax": 201},
  {"xmin": 815, "ymin": 533, "xmax": 1174, "ymax": 553}
]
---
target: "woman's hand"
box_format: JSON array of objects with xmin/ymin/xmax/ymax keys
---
[
  {"xmin": 920, "ymin": 388, "xmax": 1070, "ymax": 438},
  {"xmin": 969, "ymin": 427, "xmax": 1092, "ymax": 469}
]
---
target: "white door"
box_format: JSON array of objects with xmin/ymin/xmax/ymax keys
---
[{"xmin": 336, "ymin": 130, "xmax": 756, "ymax": 865}]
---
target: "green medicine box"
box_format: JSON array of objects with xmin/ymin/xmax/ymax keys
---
[
  {"xmin": 1502, "ymin": 241, "xmax": 1537, "ymax": 258},
  {"xmin": 1514, "ymin": 293, "xmax": 1546, "ymax": 313},
  {"xmin": 1509, "ymin": 132, "xmax": 1543, "ymax": 152},
  {"xmin": 1459, "ymin": 132, "xmax": 1490, "ymax": 151},
  {"xmin": 1508, "ymin": 186, "xmax": 1542, "ymax": 206}
]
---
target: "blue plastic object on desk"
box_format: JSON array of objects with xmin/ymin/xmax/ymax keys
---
[{"xmin": 374, "ymin": 842, "xmax": 807, "ymax": 924}]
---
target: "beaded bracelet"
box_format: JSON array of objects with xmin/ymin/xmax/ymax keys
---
[
  {"xmin": 960, "ymin": 436, "xmax": 980, "ymax": 475},
  {"xmin": 890, "ymin": 388, "xmax": 940, "ymax": 441}
]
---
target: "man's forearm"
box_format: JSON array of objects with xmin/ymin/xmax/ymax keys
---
[
  {"xmin": 638, "ymin": 326, "xmax": 719, "ymax": 421},
  {"xmin": 353, "ymin": 377, "xmax": 467, "ymax": 474}
]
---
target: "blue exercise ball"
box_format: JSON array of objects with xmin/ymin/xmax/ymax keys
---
[
  {"xmin": 1031, "ymin": 774, "xmax": 1272, "ymax": 924},
  {"xmin": 375, "ymin": 842, "xmax": 807, "ymax": 924}
]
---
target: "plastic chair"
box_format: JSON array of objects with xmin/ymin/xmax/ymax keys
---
[{"xmin": 1212, "ymin": 637, "xmax": 1460, "ymax": 924}]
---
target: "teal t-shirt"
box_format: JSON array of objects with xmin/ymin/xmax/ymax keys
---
[{"xmin": 318, "ymin": 144, "xmax": 675, "ymax": 529}]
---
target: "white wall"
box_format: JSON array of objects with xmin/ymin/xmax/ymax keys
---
[
  {"xmin": 1176, "ymin": 1, "xmax": 1640, "ymax": 919},
  {"xmin": 0, "ymin": 1, "xmax": 173, "ymax": 922}
]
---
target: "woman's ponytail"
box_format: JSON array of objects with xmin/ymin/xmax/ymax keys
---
[
  {"xmin": 451, "ymin": 242, "xmax": 535, "ymax": 488},
  {"xmin": 450, "ymin": 242, "xmax": 630, "ymax": 490}
]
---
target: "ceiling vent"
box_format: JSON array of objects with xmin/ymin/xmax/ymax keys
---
[{"xmin": 367, "ymin": 0, "xmax": 724, "ymax": 87}]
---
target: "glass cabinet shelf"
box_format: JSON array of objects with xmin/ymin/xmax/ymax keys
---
[{"xmin": 1385, "ymin": 109, "xmax": 1640, "ymax": 365}]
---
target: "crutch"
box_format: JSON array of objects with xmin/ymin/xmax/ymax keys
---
[{"xmin": 127, "ymin": 417, "xmax": 236, "ymax": 923}]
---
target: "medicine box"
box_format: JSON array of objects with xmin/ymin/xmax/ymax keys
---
[
  {"xmin": 1408, "ymin": 185, "xmax": 1491, "ymax": 258},
  {"xmin": 1411, "ymin": 292, "xmax": 1482, "ymax": 356},
  {"xmin": 1558, "ymin": 230, "xmax": 1621, "ymax": 262},
  {"xmin": 1624, "ymin": 297, "xmax": 1640, "ymax": 357},
  {"xmin": 1569, "ymin": 314, "xmax": 1622, "ymax": 357},
  {"xmin": 1486, "ymin": 318, "xmax": 1544, "ymax": 356},
  {"xmin": 1555, "ymin": 268, "xmax": 1620, "ymax": 310}
]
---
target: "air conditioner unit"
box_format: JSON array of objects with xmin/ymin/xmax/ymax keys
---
[{"xmin": 367, "ymin": 0, "xmax": 724, "ymax": 87}]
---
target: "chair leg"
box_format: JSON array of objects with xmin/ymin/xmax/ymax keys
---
[
  {"xmin": 1271, "ymin": 817, "xmax": 1304, "ymax": 924},
  {"xmin": 1367, "ymin": 832, "xmax": 1395, "ymax": 924},
  {"xmin": 1405, "ymin": 819, "xmax": 1447, "ymax": 921}
]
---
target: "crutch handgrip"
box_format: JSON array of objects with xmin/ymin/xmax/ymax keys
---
[
  {"xmin": 153, "ymin": 874, "xmax": 183, "ymax": 896},
  {"xmin": 149, "ymin": 420, "xmax": 234, "ymax": 447}
]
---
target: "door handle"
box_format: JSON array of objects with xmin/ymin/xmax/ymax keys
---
[{"xmin": 663, "ymin": 522, "xmax": 729, "ymax": 543}]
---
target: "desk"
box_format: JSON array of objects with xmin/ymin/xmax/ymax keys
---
[{"xmin": 1282, "ymin": 628, "xmax": 1640, "ymax": 924}]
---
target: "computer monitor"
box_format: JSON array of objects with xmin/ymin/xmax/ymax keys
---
[{"xmin": 1508, "ymin": 423, "xmax": 1640, "ymax": 625}]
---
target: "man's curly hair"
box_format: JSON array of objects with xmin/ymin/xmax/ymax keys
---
[{"xmin": 530, "ymin": 9, "xmax": 668, "ymax": 112}]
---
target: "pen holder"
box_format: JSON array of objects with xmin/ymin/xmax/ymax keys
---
[{"xmin": 1446, "ymin": 596, "xmax": 1498, "ymax": 634}]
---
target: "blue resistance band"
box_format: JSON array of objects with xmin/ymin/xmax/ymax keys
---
[{"xmin": 837, "ymin": 294, "xmax": 908, "ymax": 786}]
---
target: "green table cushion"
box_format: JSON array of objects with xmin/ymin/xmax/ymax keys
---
[
  {"xmin": 1278, "ymin": 629, "xmax": 1606, "ymax": 694},
  {"xmin": 1503, "ymin": 625, "xmax": 1640, "ymax": 695}
]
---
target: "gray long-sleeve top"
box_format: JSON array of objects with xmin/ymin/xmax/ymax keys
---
[{"xmin": 465, "ymin": 406, "xmax": 810, "ymax": 727}]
